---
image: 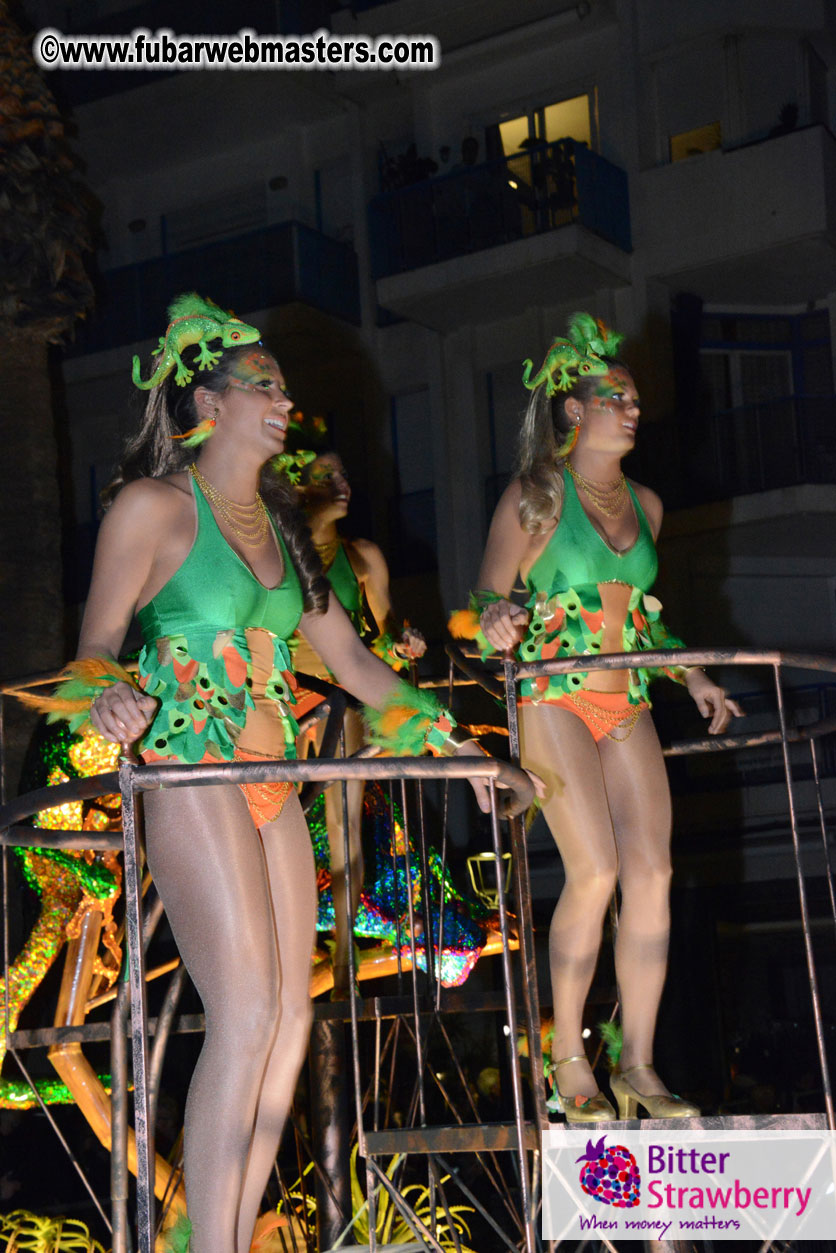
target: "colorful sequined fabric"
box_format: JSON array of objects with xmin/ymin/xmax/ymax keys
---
[{"xmin": 309, "ymin": 783, "xmax": 490, "ymax": 987}]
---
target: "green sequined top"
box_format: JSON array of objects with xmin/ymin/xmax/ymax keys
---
[{"xmin": 136, "ymin": 477, "xmax": 304, "ymax": 762}]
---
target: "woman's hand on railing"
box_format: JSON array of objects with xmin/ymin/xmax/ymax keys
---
[
  {"xmin": 480, "ymin": 600, "xmax": 529, "ymax": 652},
  {"xmin": 454, "ymin": 740, "xmax": 544, "ymax": 816},
  {"xmin": 684, "ymin": 668, "xmax": 744, "ymax": 735},
  {"xmin": 90, "ymin": 682, "xmax": 158, "ymax": 748}
]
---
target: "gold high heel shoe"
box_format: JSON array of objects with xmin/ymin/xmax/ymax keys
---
[
  {"xmin": 546, "ymin": 1054, "xmax": 616, "ymax": 1124},
  {"xmin": 610, "ymin": 1064, "xmax": 700, "ymax": 1119}
]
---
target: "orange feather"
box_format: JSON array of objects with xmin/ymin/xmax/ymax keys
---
[{"xmin": 448, "ymin": 608, "xmax": 481, "ymax": 639}]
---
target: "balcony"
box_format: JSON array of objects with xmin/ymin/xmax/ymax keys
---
[
  {"xmin": 627, "ymin": 395, "xmax": 836, "ymax": 508},
  {"xmin": 369, "ymin": 141, "xmax": 632, "ymax": 330},
  {"xmin": 636, "ymin": 126, "xmax": 836, "ymax": 303},
  {"xmin": 65, "ymin": 220, "xmax": 360, "ymax": 358}
]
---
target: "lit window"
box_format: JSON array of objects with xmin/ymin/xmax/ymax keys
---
[{"xmin": 670, "ymin": 122, "xmax": 722, "ymax": 162}]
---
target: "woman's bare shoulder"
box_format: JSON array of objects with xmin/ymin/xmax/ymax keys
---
[
  {"xmin": 109, "ymin": 473, "xmax": 190, "ymax": 512},
  {"xmin": 103, "ymin": 474, "xmax": 192, "ymax": 534},
  {"xmin": 493, "ymin": 478, "xmax": 525, "ymax": 526}
]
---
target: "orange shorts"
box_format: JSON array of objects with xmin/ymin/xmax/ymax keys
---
[
  {"xmin": 141, "ymin": 746, "xmax": 293, "ymax": 829},
  {"xmin": 520, "ymin": 689, "xmax": 648, "ymax": 743}
]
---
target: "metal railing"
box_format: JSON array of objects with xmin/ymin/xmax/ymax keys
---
[
  {"xmin": 450, "ymin": 644, "xmax": 836, "ymax": 1129},
  {"xmin": 369, "ymin": 139, "xmax": 631, "ymax": 279},
  {"xmin": 65, "ymin": 220, "xmax": 361, "ymax": 360},
  {"xmin": 4, "ymin": 645, "xmax": 836, "ymax": 1251},
  {"xmin": 0, "ymin": 731, "xmax": 533, "ymax": 1253},
  {"xmin": 627, "ymin": 394, "xmax": 836, "ymax": 506}
]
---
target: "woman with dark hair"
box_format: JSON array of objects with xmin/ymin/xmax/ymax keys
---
[
  {"xmin": 45, "ymin": 295, "xmax": 497, "ymax": 1253},
  {"xmin": 293, "ymin": 446, "xmax": 425, "ymax": 997},
  {"xmin": 459, "ymin": 313, "xmax": 741, "ymax": 1123}
]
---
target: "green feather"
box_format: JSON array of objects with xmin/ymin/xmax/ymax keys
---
[
  {"xmin": 598, "ymin": 1019, "xmax": 623, "ymax": 1068},
  {"xmin": 167, "ymin": 292, "xmax": 230, "ymax": 324},
  {"xmin": 161, "ymin": 1214, "xmax": 191, "ymax": 1253},
  {"xmin": 364, "ymin": 681, "xmax": 443, "ymax": 755},
  {"xmin": 567, "ymin": 310, "xmax": 624, "ymax": 359}
]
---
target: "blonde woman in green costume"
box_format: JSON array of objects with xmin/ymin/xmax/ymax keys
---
[
  {"xmin": 466, "ymin": 314, "xmax": 741, "ymax": 1124},
  {"xmin": 293, "ymin": 448, "xmax": 425, "ymax": 997},
  {"xmin": 47, "ymin": 295, "xmax": 501, "ymax": 1253}
]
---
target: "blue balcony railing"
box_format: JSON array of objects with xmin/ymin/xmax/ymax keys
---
[
  {"xmin": 65, "ymin": 220, "xmax": 361, "ymax": 358},
  {"xmin": 369, "ymin": 139, "xmax": 631, "ymax": 279},
  {"xmin": 625, "ymin": 395, "xmax": 836, "ymax": 507}
]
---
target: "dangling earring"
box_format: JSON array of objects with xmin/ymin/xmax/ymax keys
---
[{"xmin": 172, "ymin": 405, "xmax": 220, "ymax": 448}]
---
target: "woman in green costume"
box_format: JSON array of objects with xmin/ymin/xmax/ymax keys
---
[
  {"xmin": 62, "ymin": 294, "xmax": 497, "ymax": 1253},
  {"xmin": 294, "ymin": 448, "xmax": 425, "ymax": 997},
  {"xmin": 467, "ymin": 313, "xmax": 741, "ymax": 1124}
]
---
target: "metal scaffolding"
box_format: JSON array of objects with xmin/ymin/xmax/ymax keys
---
[{"xmin": 2, "ymin": 646, "xmax": 835, "ymax": 1251}]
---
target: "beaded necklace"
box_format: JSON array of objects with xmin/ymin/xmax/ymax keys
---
[
  {"xmin": 189, "ymin": 463, "xmax": 269, "ymax": 548},
  {"xmin": 565, "ymin": 460, "xmax": 628, "ymax": 518}
]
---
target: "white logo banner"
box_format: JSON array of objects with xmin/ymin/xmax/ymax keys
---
[{"xmin": 543, "ymin": 1129, "xmax": 836, "ymax": 1241}]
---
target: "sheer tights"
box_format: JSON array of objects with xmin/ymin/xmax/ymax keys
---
[
  {"xmin": 307, "ymin": 707, "xmax": 365, "ymax": 996},
  {"xmin": 520, "ymin": 702, "xmax": 673, "ymax": 1100},
  {"xmin": 144, "ymin": 784, "xmax": 317, "ymax": 1253}
]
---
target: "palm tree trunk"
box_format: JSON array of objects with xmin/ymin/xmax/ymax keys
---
[{"xmin": 0, "ymin": 332, "xmax": 65, "ymax": 790}]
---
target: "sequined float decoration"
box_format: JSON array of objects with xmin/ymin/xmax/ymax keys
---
[
  {"xmin": 310, "ymin": 783, "xmax": 491, "ymax": 988},
  {"xmin": 1, "ymin": 723, "xmax": 123, "ymax": 1109}
]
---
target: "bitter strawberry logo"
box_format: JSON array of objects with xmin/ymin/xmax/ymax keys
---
[{"xmin": 576, "ymin": 1136, "xmax": 641, "ymax": 1208}]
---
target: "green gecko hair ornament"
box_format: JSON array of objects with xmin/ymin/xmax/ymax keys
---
[
  {"xmin": 132, "ymin": 292, "xmax": 261, "ymax": 391},
  {"xmin": 521, "ymin": 311, "xmax": 624, "ymax": 397},
  {"xmin": 276, "ymin": 409, "xmax": 329, "ymax": 479},
  {"xmin": 271, "ymin": 449, "xmax": 317, "ymax": 485}
]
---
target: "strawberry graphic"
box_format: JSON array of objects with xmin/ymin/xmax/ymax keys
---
[{"xmin": 576, "ymin": 1135, "xmax": 640, "ymax": 1208}]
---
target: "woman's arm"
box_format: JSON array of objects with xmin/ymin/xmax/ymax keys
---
[
  {"xmin": 300, "ymin": 592, "xmax": 408, "ymax": 712},
  {"xmin": 77, "ymin": 481, "xmax": 169, "ymax": 744},
  {"xmin": 300, "ymin": 594, "xmax": 516, "ymax": 811},
  {"xmin": 349, "ymin": 537, "xmax": 426, "ymax": 660},
  {"xmin": 634, "ymin": 482, "xmax": 743, "ymax": 735},
  {"xmin": 475, "ymin": 481, "xmax": 533, "ymax": 652}
]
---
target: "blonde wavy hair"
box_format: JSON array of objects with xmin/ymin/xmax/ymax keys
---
[{"xmin": 515, "ymin": 364, "xmax": 626, "ymax": 534}]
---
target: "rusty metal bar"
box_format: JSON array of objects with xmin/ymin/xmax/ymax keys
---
[
  {"xmin": 809, "ymin": 738, "xmax": 836, "ymax": 944},
  {"xmin": 119, "ymin": 757, "xmax": 154, "ymax": 1253},
  {"xmin": 148, "ymin": 962, "xmax": 187, "ymax": 1136},
  {"xmin": 488, "ymin": 780, "xmax": 536, "ymax": 1253},
  {"xmin": 511, "ymin": 646, "xmax": 836, "ymax": 680},
  {"xmin": 111, "ymin": 975, "xmax": 130, "ymax": 1253},
  {"xmin": 772, "ymin": 665, "xmax": 835, "ymax": 1130},
  {"xmin": 399, "ymin": 779, "xmax": 428, "ymax": 1128},
  {"xmin": 9, "ymin": 1044, "xmax": 112, "ymax": 1233},
  {"xmin": 366, "ymin": 1156, "xmax": 446, "ymax": 1253},
  {"xmin": 502, "ymin": 652, "xmax": 548, "ymax": 1134}
]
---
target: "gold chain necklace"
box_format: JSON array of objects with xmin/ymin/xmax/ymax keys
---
[
  {"xmin": 565, "ymin": 460, "xmax": 628, "ymax": 518},
  {"xmin": 189, "ymin": 463, "xmax": 269, "ymax": 548},
  {"xmin": 314, "ymin": 535, "xmax": 340, "ymax": 571}
]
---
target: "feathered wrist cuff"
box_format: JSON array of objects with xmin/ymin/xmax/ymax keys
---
[
  {"xmin": 448, "ymin": 589, "xmax": 506, "ymax": 660},
  {"xmin": 15, "ymin": 656, "xmax": 140, "ymax": 733},
  {"xmin": 370, "ymin": 630, "xmax": 410, "ymax": 673},
  {"xmin": 365, "ymin": 681, "xmax": 462, "ymax": 756}
]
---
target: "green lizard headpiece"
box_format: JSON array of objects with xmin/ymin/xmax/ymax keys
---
[
  {"xmin": 132, "ymin": 292, "xmax": 261, "ymax": 391},
  {"xmin": 521, "ymin": 312, "xmax": 624, "ymax": 398}
]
